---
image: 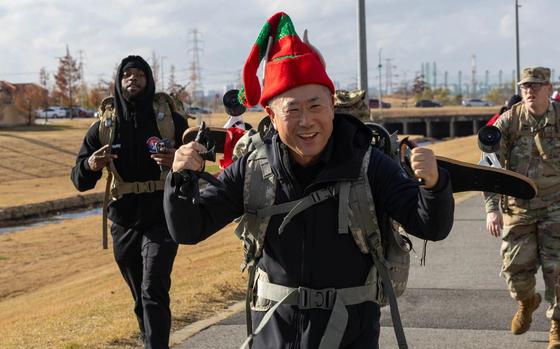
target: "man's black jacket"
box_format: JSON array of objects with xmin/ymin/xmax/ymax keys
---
[
  {"xmin": 163, "ymin": 114, "xmax": 454, "ymax": 347},
  {"xmin": 71, "ymin": 56, "xmax": 187, "ymax": 229}
]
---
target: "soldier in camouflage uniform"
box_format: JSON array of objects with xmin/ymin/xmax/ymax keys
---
[{"xmin": 484, "ymin": 67, "xmax": 560, "ymax": 349}]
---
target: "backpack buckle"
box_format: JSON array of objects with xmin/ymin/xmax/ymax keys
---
[{"xmin": 298, "ymin": 287, "xmax": 336, "ymax": 310}]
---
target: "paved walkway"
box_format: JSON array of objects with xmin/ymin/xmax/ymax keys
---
[{"xmin": 171, "ymin": 194, "xmax": 550, "ymax": 349}]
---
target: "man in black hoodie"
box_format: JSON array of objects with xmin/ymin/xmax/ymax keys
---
[
  {"xmin": 163, "ymin": 13, "xmax": 454, "ymax": 349},
  {"xmin": 71, "ymin": 55, "xmax": 187, "ymax": 349}
]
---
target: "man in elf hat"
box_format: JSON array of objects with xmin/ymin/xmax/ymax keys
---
[
  {"xmin": 164, "ymin": 12, "xmax": 454, "ymax": 348},
  {"xmin": 484, "ymin": 67, "xmax": 560, "ymax": 349},
  {"xmin": 71, "ymin": 55, "xmax": 187, "ymax": 348}
]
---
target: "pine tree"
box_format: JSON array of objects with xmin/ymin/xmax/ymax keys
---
[{"xmin": 54, "ymin": 45, "xmax": 81, "ymax": 117}]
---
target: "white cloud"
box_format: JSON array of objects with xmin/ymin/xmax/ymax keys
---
[{"xmin": 1, "ymin": 0, "xmax": 559, "ymax": 91}]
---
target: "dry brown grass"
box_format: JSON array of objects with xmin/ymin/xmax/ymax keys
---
[
  {"xmin": 0, "ymin": 114, "xmax": 481, "ymax": 349},
  {"xmin": 0, "ymin": 113, "xmax": 266, "ymax": 208},
  {"xmin": 0, "ymin": 215, "xmax": 246, "ymax": 349}
]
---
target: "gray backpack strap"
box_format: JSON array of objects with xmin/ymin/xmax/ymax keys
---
[
  {"xmin": 254, "ymin": 186, "xmax": 339, "ymax": 234},
  {"xmin": 233, "ymin": 133, "xmax": 277, "ymax": 344},
  {"xmin": 348, "ymin": 146, "xmax": 409, "ymax": 349},
  {"xmin": 337, "ymin": 182, "xmax": 351, "ymax": 234},
  {"xmin": 370, "ymin": 254, "xmax": 408, "ymax": 348},
  {"xmin": 276, "ymin": 186, "xmax": 337, "ymax": 234}
]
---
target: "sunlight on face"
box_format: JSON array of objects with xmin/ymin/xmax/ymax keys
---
[
  {"xmin": 266, "ymin": 84, "xmax": 334, "ymax": 167},
  {"xmin": 521, "ymin": 82, "xmax": 552, "ymax": 116}
]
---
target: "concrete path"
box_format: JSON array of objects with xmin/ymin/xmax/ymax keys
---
[{"xmin": 171, "ymin": 194, "xmax": 550, "ymax": 349}]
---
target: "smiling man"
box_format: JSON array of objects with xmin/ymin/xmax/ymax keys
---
[
  {"xmin": 164, "ymin": 12, "xmax": 454, "ymax": 349},
  {"xmin": 484, "ymin": 67, "xmax": 560, "ymax": 349},
  {"xmin": 71, "ymin": 55, "xmax": 187, "ymax": 349}
]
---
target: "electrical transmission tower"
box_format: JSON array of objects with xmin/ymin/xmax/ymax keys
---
[
  {"xmin": 188, "ymin": 29, "xmax": 203, "ymax": 102},
  {"xmin": 499, "ymin": 70, "xmax": 503, "ymax": 88},
  {"xmin": 78, "ymin": 50, "xmax": 86, "ymax": 85},
  {"xmin": 77, "ymin": 49, "xmax": 87, "ymax": 106}
]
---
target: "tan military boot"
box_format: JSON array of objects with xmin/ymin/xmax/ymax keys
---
[
  {"xmin": 511, "ymin": 293, "xmax": 541, "ymax": 335},
  {"xmin": 549, "ymin": 319, "xmax": 560, "ymax": 349}
]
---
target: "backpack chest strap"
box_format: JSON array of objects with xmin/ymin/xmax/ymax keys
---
[
  {"xmin": 253, "ymin": 185, "xmax": 340, "ymax": 235},
  {"xmin": 243, "ymin": 279, "xmax": 377, "ymax": 349}
]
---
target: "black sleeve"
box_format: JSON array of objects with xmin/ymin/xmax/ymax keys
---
[
  {"xmin": 171, "ymin": 112, "xmax": 188, "ymax": 146},
  {"xmin": 370, "ymin": 148, "xmax": 454, "ymax": 241},
  {"xmin": 163, "ymin": 155, "xmax": 246, "ymax": 244},
  {"xmin": 70, "ymin": 120, "xmax": 104, "ymax": 192}
]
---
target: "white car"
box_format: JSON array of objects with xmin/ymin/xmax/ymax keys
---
[
  {"xmin": 36, "ymin": 106, "xmax": 68, "ymax": 118},
  {"xmin": 462, "ymin": 98, "xmax": 495, "ymax": 107}
]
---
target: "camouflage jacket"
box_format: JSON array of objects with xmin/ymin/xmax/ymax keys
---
[{"xmin": 484, "ymin": 101, "xmax": 560, "ymax": 214}]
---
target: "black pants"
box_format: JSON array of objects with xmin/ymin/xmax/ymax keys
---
[
  {"xmin": 111, "ymin": 222, "xmax": 178, "ymax": 349},
  {"xmin": 250, "ymin": 302, "xmax": 380, "ymax": 348}
]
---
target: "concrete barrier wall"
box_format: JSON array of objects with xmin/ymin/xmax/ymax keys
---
[{"xmin": 0, "ymin": 192, "xmax": 103, "ymax": 223}]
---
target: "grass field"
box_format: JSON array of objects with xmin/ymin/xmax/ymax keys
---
[
  {"xmin": 0, "ymin": 112, "xmax": 265, "ymax": 208},
  {"xmin": 0, "ymin": 112, "xmax": 482, "ymax": 348}
]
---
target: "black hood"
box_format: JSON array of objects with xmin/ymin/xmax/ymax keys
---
[{"xmin": 114, "ymin": 55, "xmax": 155, "ymax": 122}]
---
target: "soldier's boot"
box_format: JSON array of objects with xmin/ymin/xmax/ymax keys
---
[
  {"xmin": 548, "ymin": 319, "xmax": 560, "ymax": 349},
  {"xmin": 511, "ymin": 293, "xmax": 541, "ymax": 335}
]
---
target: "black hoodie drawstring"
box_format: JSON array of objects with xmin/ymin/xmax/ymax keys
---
[{"xmin": 131, "ymin": 111, "xmax": 137, "ymax": 128}]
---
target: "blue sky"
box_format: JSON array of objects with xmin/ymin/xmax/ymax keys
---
[{"xmin": 1, "ymin": 0, "xmax": 558, "ymax": 93}]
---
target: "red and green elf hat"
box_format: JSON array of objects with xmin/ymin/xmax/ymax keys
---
[{"xmin": 238, "ymin": 12, "xmax": 335, "ymax": 107}]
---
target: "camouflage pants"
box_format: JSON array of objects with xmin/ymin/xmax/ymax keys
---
[{"xmin": 501, "ymin": 206, "xmax": 560, "ymax": 320}]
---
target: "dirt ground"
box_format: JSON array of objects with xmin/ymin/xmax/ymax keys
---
[{"xmin": 0, "ymin": 113, "xmax": 481, "ymax": 348}]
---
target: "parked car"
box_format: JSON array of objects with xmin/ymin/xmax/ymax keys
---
[
  {"xmin": 36, "ymin": 106, "xmax": 68, "ymax": 118},
  {"xmin": 185, "ymin": 106, "xmax": 211, "ymax": 114},
  {"xmin": 462, "ymin": 98, "xmax": 495, "ymax": 107},
  {"xmin": 415, "ymin": 100, "xmax": 443, "ymax": 108},
  {"xmin": 69, "ymin": 107, "xmax": 95, "ymax": 118},
  {"xmin": 368, "ymin": 99, "xmax": 391, "ymax": 108}
]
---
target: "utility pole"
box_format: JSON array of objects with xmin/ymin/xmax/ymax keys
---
[
  {"xmin": 458, "ymin": 70, "xmax": 463, "ymax": 95},
  {"xmin": 471, "ymin": 54, "xmax": 477, "ymax": 98},
  {"xmin": 357, "ymin": 0, "xmax": 368, "ymax": 98},
  {"xmin": 378, "ymin": 48, "xmax": 382, "ymax": 110},
  {"xmin": 515, "ymin": 0, "xmax": 521, "ymax": 94}
]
